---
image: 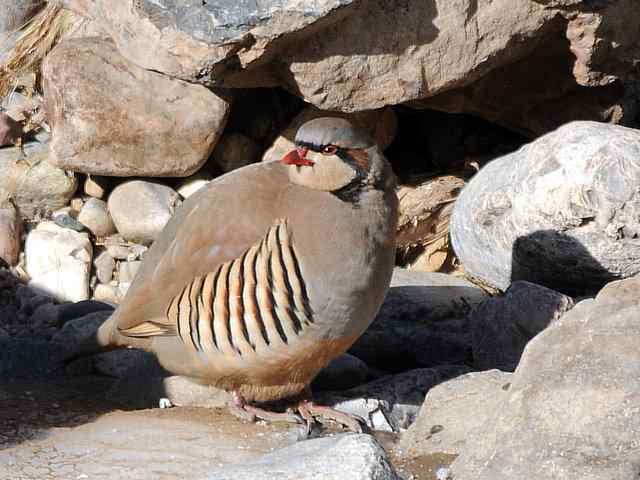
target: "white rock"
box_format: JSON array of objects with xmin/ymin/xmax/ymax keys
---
[
  {"xmin": 108, "ymin": 180, "xmax": 181, "ymax": 245},
  {"xmin": 77, "ymin": 197, "xmax": 115, "ymax": 237},
  {"xmin": 93, "ymin": 250, "xmax": 115, "ymax": 284},
  {"xmin": 176, "ymin": 170, "xmax": 213, "ymax": 199},
  {"xmin": 25, "ymin": 221, "xmax": 92, "ymax": 302},
  {"xmin": 208, "ymin": 434, "xmax": 400, "ymax": 480},
  {"xmin": 104, "ymin": 235, "xmax": 130, "ymax": 260}
]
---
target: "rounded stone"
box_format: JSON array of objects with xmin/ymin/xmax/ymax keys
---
[
  {"xmin": 108, "ymin": 180, "xmax": 181, "ymax": 245},
  {"xmin": 78, "ymin": 198, "xmax": 116, "ymax": 237}
]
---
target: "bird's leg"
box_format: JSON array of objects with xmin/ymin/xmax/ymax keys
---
[
  {"xmin": 227, "ymin": 391, "xmax": 303, "ymax": 425},
  {"xmin": 294, "ymin": 386, "xmax": 366, "ymax": 434}
]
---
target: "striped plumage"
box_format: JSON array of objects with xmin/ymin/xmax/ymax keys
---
[
  {"xmin": 93, "ymin": 117, "xmax": 398, "ymax": 404},
  {"xmin": 140, "ymin": 220, "xmax": 314, "ymax": 355}
]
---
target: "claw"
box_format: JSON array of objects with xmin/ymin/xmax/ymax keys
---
[{"xmin": 300, "ymin": 401, "xmax": 365, "ymax": 433}]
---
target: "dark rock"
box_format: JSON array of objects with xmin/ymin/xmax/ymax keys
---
[
  {"xmin": 312, "ymin": 353, "xmax": 369, "ymax": 391},
  {"xmin": 350, "ymin": 269, "xmax": 486, "ymax": 371}
]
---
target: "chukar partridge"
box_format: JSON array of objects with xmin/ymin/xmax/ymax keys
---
[{"xmin": 92, "ymin": 117, "xmax": 398, "ymax": 430}]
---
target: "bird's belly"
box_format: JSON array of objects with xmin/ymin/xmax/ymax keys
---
[{"xmin": 151, "ymin": 329, "xmax": 358, "ymax": 402}]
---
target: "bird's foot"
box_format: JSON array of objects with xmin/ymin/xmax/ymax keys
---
[
  {"xmin": 297, "ymin": 400, "xmax": 365, "ymax": 434},
  {"xmin": 228, "ymin": 391, "xmax": 303, "ymax": 425}
]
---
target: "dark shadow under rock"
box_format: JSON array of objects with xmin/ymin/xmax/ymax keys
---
[
  {"xmin": 470, "ymin": 281, "xmax": 575, "ymax": 371},
  {"xmin": 351, "ymin": 269, "xmax": 487, "ymax": 372}
]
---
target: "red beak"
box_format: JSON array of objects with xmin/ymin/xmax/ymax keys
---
[{"xmin": 282, "ymin": 147, "xmax": 314, "ymax": 166}]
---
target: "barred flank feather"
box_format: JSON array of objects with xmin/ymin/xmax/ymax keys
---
[{"xmin": 162, "ymin": 220, "xmax": 314, "ymax": 357}]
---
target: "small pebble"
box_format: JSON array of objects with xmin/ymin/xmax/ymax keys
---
[
  {"xmin": 52, "ymin": 212, "xmax": 85, "ymax": 232},
  {"xmin": 159, "ymin": 398, "xmax": 173, "ymax": 409},
  {"xmin": 436, "ymin": 467, "xmax": 452, "ymax": 480}
]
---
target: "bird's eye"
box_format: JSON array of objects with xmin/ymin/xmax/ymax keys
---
[{"xmin": 322, "ymin": 145, "xmax": 338, "ymax": 155}]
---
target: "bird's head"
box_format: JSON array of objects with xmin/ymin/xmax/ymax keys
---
[{"xmin": 282, "ymin": 117, "xmax": 396, "ymax": 200}]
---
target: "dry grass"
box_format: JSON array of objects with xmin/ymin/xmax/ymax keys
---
[{"xmin": 0, "ymin": 1, "xmax": 73, "ymax": 98}]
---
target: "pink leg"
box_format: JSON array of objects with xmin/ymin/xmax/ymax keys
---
[{"xmin": 228, "ymin": 391, "xmax": 303, "ymax": 425}]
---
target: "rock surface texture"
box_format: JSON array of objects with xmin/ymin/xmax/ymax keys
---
[
  {"xmin": 61, "ymin": 0, "xmax": 640, "ymax": 134},
  {"xmin": 470, "ymin": 281, "xmax": 575, "ymax": 371},
  {"xmin": 451, "ymin": 121, "xmax": 640, "ymax": 296},
  {"xmin": 0, "ymin": 142, "xmax": 77, "ymax": 218},
  {"xmin": 399, "ymin": 369, "xmax": 512, "ymax": 457},
  {"xmin": 451, "ymin": 275, "xmax": 640, "ymax": 480},
  {"xmin": 25, "ymin": 222, "xmax": 93, "ymax": 302},
  {"xmin": 107, "ymin": 180, "xmax": 181, "ymax": 245},
  {"xmin": 350, "ymin": 269, "xmax": 486, "ymax": 371},
  {"xmin": 43, "ymin": 38, "xmax": 230, "ymax": 177}
]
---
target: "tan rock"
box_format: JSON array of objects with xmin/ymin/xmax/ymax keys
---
[
  {"xmin": 262, "ymin": 106, "xmax": 397, "ymax": 162},
  {"xmin": 84, "ymin": 175, "xmax": 110, "ymax": 199},
  {"xmin": 43, "ymin": 38, "xmax": 230, "ymax": 177}
]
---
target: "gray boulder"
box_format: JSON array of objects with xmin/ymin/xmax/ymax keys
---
[
  {"xmin": 208, "ymin": 434, "xmax": 400, "ymax": 480},
  {"xmin": 350, "ymin": 268, "xmax": 487, "ymax": 370},
  {"xmin": 451, "ymin": 274, "xmax": 640, "ymax": 480},
  {"xmin": 399, "ymin": 370, "xmax": 512, "ymax": 456},
  {"xmin": 451, "ymin": 121, "xmax": 640, "ymax": 296},
  {"xmin": 471, "ymin": 281, "xmax": 575, "ymax": 371}
]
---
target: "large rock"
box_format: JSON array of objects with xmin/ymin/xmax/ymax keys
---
[
  {"xmin": 0, "ymin": 407, "xmax": 398, "ymax": 480},
  {"xmin": 42, "ymin": 37, "xmax": 230, "ymax": 177},
  {"xmin": 451, "ymin": 275, "xmax": 640, "ymax": 480},
  {"xmin": 61, "ymin": 1, "xmax": 639, "ymax": 134},
  {"xmin": 25, "ymin": 222, "xmax": 92, "ymax": 302},
  {"xmin": 451, "ymin": 122, "xmax": 640, "ymax": 296},
  {"xmin": 262, "ymin": 106, "xmax": 397, "ymax": 162},
  {"xmin": 350, "ymin": 269, "xmax": 487, "ymax": 371},
  {"xmin": 108, "ymin": 180, "xmax": 181, "ymax": 245},
  {"xmin": 399, "ymin": 370, "xmax": 512, "ymax": 457},
  {"xmin": 208, "ymin": 434, "xmax": 400, "ymax": 480},
  {"xmin": 0, "ymin": 142, "xmax": 77, "ymax": 218},
  {"xmin": 471, "ymin": 281, "xmax": 575, "ymax": 371}
]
